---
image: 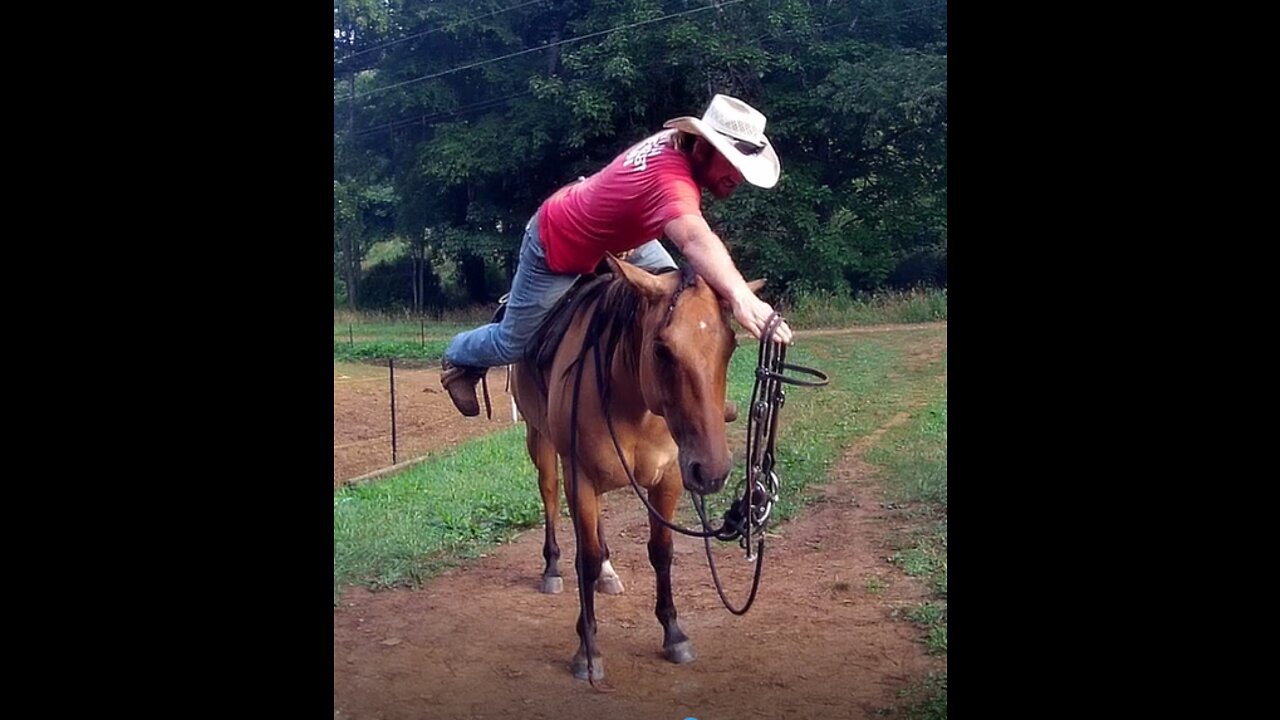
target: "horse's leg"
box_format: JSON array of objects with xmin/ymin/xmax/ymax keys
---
[
  {"xmin": 527, "ymin": 428, "xmax": 563, "ymax": 594},
  {"xmin": 648, "ymin": 468, "xmax": 695, "ymax": 664},
  {"xmin": 596, "ymin": 513, "xmax": 624, "ymax": 595},
  {"xmin": 568, "ymin": 473, "xmax": 606, "ymax": 681}
]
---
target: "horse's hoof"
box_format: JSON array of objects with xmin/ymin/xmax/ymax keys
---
[
  {"xmin": 596, "ymin": 575, "xmax": 624, "ymax": 595},
  {"xmin": 664, "ymin": 640, "xmax": 695, "ymax": 665},
  {"xmin": 539, "ymin": 576, "xmax": 563, "ymax": 594},
  {"xmin": 571, "ymin": 654, "xmax": 605, "ymax": 681}
]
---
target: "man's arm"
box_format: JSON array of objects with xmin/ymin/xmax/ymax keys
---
[{"xmin": 664, "ymin": 213, "xmax": 793, "ymax": 344}]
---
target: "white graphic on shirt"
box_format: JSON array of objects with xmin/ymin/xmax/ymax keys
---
[{"xmin": 622, "ymin": 133, "xmax": 671, "ymax": 173}]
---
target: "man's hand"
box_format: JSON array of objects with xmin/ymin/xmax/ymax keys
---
[
  {"xmin": 732, "ymin": 291, "xmax": 793, "ymax": 345},
  {"xmin": 665, "ymin": 213, "xmax": 794, "ymax": 344}
]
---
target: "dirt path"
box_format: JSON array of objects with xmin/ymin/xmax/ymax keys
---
[{"xmin": 334, "ymin": 414, "xmax": 945, "ymax": 720}]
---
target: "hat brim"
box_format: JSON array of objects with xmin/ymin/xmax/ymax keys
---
[{"xmin": 663, "ymin": 117, "xmax": 780, "ymax": 189}]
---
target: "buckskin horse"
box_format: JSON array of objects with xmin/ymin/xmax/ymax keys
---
[{"xmin": 511, "ymin": 256, "xmax": 760, "ymax": 682}]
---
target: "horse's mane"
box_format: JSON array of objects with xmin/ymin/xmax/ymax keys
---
[{"xmin": 524, "ymin": 265, "xmax": 696, "ymax": 397}]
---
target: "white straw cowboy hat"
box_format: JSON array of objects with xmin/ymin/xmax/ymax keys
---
[{"xmin": 664, "ymin": 94, "xmax": 781, "ymax": 189}]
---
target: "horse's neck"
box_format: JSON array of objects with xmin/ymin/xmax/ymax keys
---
[{"xmin": 602, "ymin": 317, "xmax": 650, "ymax": 422}]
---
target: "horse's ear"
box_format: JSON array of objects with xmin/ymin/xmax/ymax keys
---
[{"xmin": 605, "ymin": 255, "xmax": 670, "ymax": 301}]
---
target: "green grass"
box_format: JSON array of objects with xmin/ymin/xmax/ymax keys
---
[
  {"xmin": 783, "ymin": 287, "xmax": 947, "ymax": 329},
  {"xmin": 333, "ymin": 318, "xmax": 478, "ymax": 342},
  {"xmin": 334, "ymin": 308, "xmax": 496, "ymax": 339},
  {"xmin": 333, "ymin": 339, "xmax": 450, "ymax": 364},
  {"xmin": 332, "ymin": 314, "xmax": 488, "ymax": 363},
  {"xmin": 907, "ymin": 602, "xmax": 948, "ymax": 655},
  {"xmin": 334, "ymin": 320, "xmax": 472, "ymax": 341},
  {"xmin": 333, "ymin": 427, "xmax": 541, "ymax": 601},
  {"xmin": 865, "ymin": 390, "xmax": 948, "ymax": 716},
  {"xmin": 869, "ymin": 396, "xmax": 948, "ymax": 507},
  {"xmin": 895, "ymin": 672, "xmax": 948, "ymax": 720}
]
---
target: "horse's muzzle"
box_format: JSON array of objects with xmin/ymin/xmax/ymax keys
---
[{"xmin": 683, "ymin": 457, "xmax": 730, "ymax": 495}]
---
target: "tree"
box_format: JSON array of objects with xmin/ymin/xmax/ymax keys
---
[{"xmin": 334, "ymin": 0, "xmax": 948, "ymax": 308}]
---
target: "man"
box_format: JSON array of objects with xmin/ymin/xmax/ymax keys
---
[{"xmin": 441, "ymin": 94, "xmax": 794, "ymax": 417}]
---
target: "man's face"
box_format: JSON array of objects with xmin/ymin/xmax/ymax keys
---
[{"xmin": 693, "ymin": 139, "xmax": 745, "ymax": 199}]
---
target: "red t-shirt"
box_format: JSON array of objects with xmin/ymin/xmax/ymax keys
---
[{"xmin": 538, "ymin": 130, "xmax": 702, "ymax": 274}]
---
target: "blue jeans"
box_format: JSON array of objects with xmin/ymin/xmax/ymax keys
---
[{"xmin": 445, "ymin": 214, "xmax": 676, "ymax": 368}]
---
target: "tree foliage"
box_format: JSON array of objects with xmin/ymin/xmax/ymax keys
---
[{"xmin": 334, "ymin": 0, "xmax": 947, "ymax": 307}]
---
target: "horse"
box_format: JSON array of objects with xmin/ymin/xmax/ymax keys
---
[{"xmin": 511, "ymin": 255, "xmax": 762, "ymax": 682}]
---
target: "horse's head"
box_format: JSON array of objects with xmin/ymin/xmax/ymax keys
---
[{"xmin": 607, "ymin": 256, "xmax": 764, "ymax": 496}]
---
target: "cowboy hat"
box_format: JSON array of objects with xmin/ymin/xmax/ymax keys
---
[{"xmin": 663, "ymin": 94, "xmax": 781, "ymax": 189}]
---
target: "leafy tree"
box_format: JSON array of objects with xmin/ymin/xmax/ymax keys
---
[{"xmin": 334, "ymin": 0, "xmax": 947, "ymax": 308}]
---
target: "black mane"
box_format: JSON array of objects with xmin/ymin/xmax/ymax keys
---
[{"xmin": 523, "ymin": 265, "xmax": 695, "ymax": 396}]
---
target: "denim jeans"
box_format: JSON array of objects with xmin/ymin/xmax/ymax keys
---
[{"xmin": 445, "ymin": 214, "xmax": 676, "ymax": 368}]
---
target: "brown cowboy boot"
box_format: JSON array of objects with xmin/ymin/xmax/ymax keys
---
[{"xmin": 440, "ymin": 358, "xmax": 485, "ymax": 417}]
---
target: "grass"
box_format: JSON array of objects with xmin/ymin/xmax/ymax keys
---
[
  {"xmin": 783, "ymin": 287, "xmax": 947, "ymax": 329},
  {"xmin": 333, "ymin": 339, "xmax": 450, "ymax": 364},
  {"xmin": 866, "ymin": 390, "xmax": 948, "ymax": 716},
  {"xmin": 332, "ymin": 311, "xmax": 488, "ymax": 364},
  {"xmin": 334, "ymin": 308, "xmax": 496, "ymax": 337},
  {"xmin": 869, "ymin": 396, "xmax": 948, "ymax": 507},
  {"xmin": 334, "ymin": 427, "xmax": 541, "ymax": 601},
  {"xmin": 895, "ymin": 672, "xmax": 948, "ymax": 720}
]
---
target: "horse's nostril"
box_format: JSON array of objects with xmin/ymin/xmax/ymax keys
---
[{"xmin": 688, "ymin": 461, "xmax": 727, "ymax": 493}]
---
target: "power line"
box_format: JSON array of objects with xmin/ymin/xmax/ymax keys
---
[
  {"xmin": 336, "ymin": 0, "xmax": 546, "ymax": 65},
  {"xmin": 752, "ymin": 2, "xmax": 946, "ymax": 42},
  {"xmin": 338, "ymin": 0, "xmax": 748, "ymax": 102},
  {"xmin": 350, "ymin": 2, "xmax": 946, "ymax": 138},
  {"xmin": 844, "ymin": 1, "xmax": 946, "ymax": 27},
  {"xmin": 355, "ymin": 47, "xmax": 686, "ymax": 139},
  {"xmin": 355, "ymin": 91, "xmax": 536, "ymax": 137}
]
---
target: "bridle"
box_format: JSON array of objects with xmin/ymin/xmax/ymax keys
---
[{"xmin": 569, "ymin": 273, "xmax": 828, "ymax": 615}]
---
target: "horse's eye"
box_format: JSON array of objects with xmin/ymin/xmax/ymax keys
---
[{"xmin": 654, "ymin": 343, "xmax": 675, "ymax": 363}]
